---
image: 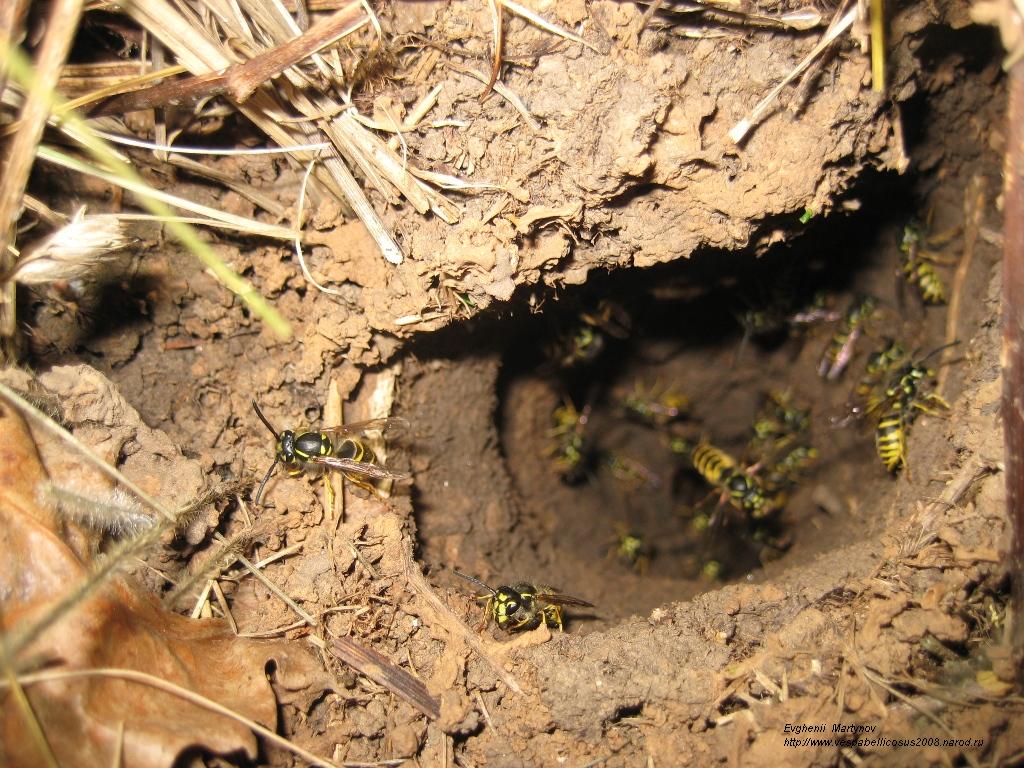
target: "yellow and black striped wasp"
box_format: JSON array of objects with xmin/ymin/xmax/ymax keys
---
[
  {"xmin": 818, "ymin": 295, "xmax": 878, "ymax": 380},
  {"xmin": 251, "ymin": 400, "xmax": 410, "ymax": 504},
  {"xmin": 601, "ymin": 451, "xmax": 663, "ymax": 490},
  {"xmin": 749, "ymin": 389, "xmax": 811, "ymax": 455},
  {"xmin": 829, "ymin": 339, "xmax": 907, "ymax": 428},
  {"xmin": 845, "ymin": 342, "xmax": 955, "ymax": 473},
  {"xmin": 453, "ymin": 571, "xmax": 594, "ymax": 632},
  {"xmin": 900, "ymin": 220, "xmax": 958, "ymax": 305},
  {"xmin": 605, "ymin": 522, "xmax": 653, "ymax": 573},
  {"xmin": 546, "ymin": 400, "xmax": 592, "ymax": 484},
  {"xmin": 871, "ymin": 362, "xmax": 951, "ymax": 473},
  {"xmin": 618, "ymin": 379, "xmax": 690, "ymax": 428},
  {"xmin": 763, "ymin": 445, "xmax": 819, "ymax": 492},
  {"xmin": 545, "ymin": 300, "xmax": 631, "ymax": 370},
  {"xmin": 681, "ymin": 438, "xmax": 782, "ymax": 519}
]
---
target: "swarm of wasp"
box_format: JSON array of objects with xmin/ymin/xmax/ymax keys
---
[
  {"xmin": 251, "ymin": 400, "xmax": 409, "ymax": 504},
  {"xmin": 818, "ymin": 295, "xmax": 879, "ymax": 380},
  {"xmin": 454, "ymin": 571, "xmax": 594, "ymax": 632},
  {"xmin": 900, "ymin": 220, "xmax": 958, "ymax": 305}
]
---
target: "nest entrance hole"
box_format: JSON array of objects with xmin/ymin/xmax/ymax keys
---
[{"xmin": 408, "ymin": 174, "xmax": 974, "ymax": 632}]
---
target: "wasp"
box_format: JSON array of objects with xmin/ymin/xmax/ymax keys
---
[
  {"xmin": 687, "ymin": 439, "xmax": 779, "ymax": 519},
  {"xmin": 618, "ymin": 380, "xmax": 690, "ymax": 428},
  {"xmin": 453, "ymin": 571, "xmax": 594, "ymax": 632},
  {"xmin": 903, "ymin": 256, "xmax": 947, "ymax": 304},
  {"xmin": 546, "ymin": 400, "xmax": 592, "ymax": 483},
  {"xmin": 900, "ymin": 221, "xmax": 957, "ymax": 305},
  {"xmin": 829, "ymin": 339, "xmax": 908, "ymax": 428},
  {"xmin": 788, "ymin": 291, "xmax": 842, "ymax": 327},
  {"xmin": 749, "ymin": 389, "xmax": 811, "ymax": 455},
  {"xmin": 818, "ymin": 295, "xmax": 878, "ymax": 380},
  {"xmin": 857, "ymin": 340, "xmax": 907, "ymax": 398},
  {"xmin": 601, "ymin": 452, "xmax": 662, "ymax": 490},
  {"xmin": 763, "ymin": 445, "xmax": 819, "ymax": 493},
  {"xmin": 863, "ymin": 346, "xmax": 954, "ymax": 473},
  {"xmin": 605, "ymin": 523, "xmax": 653, "ymax": 573},
  {"xmin": 251, "ymin": 400, "xmax": 410, "ymax": 504},
  {"xmin": 546, "ymin": 300, "xmax": 631, "ymax": 369},
  {"xmin": 875, "ymin": 401, "xmax": 909, "ymax": 472},
  {"xmin": 873, "ymin": 367, "xmax": 950, "ymax": 473}
]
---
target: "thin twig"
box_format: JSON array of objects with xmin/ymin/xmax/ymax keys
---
[
  {"xmin": 728, "ymin": 2, "xmax": 856, "ymax": 143},
  {"xmin": 940, "ymin": 175, "xmax": 984, "ymax": 392},
  {"xmin": 91, "ymin": 3, "xmax": 370, "ymax": 115},
  {"xmin": 484, "ymin": 0, "xmax": 504, "ymax": 95},
  {"xmin": 498, "ymin": 0, "xmax": 600, "ymax": 52},
  {"xmin": 236, "ymin": 551, "xmax": 318, "ymax": 627},
  {"xmin": 446, "ymin": 64, "xmax": 541, "ymax": 132}
]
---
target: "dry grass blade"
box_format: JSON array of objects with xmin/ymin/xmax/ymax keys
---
[
  {"xmin": 3, "ymin": 667, "xmax": 392, "ymax": 768},
  {"xmin": 236, "ymin": 550, "xmax": 319, "ymax": 627},
  {"xmin": 166, "ymin": 154, "xmax": 288, "ymax": 218},
  {"xmin": 56, "ymin": 64, "xmax": 188, "ymax": 114},
  {"xmin": 3, "ymin": 45, "xmax": 291, "ymax": 337},
  {"xmin": 117, "ymin": 0, "xmax": 407, "ymax": 264},
  {"xmin": 447, "ymin": 64, "xmax": 541, "ymax": 132},
  {"xmin": 893, "ymin": 457, "xmax": 996, "ymax": 561},
  {"xmin": 858, "ymin": 666, "xmax": 982, "ymax": 768},
  {"xmin": 728, "ymin": 3, "xmax": 857, "ymax": 143},
  {"xmin": 498, "ymin": 0, "xmax": 600, "ymax": 52},
  {"xmin": 869, "ymin": 0, "xmax": 885, "ymax": 91},
  {"xmin": 1, "ymin": 656, "xmax": 60, "ymax": 768},
  {"xmin": 485, "ymin": 0, "xmax": 504, "ymax": 95},
  {"xmin": 328, "ymin": 636, "xmax": 440, "ymax": 720},
  {"xmin": 0, "ymin": 0, "xmax": 83, "ymax": 342},
  {"xmin": 36, "ymin": 145, "xmax": 297, "ymax": 240}
]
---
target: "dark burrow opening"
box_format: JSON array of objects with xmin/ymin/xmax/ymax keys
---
[{"xmin": 407, "ymin": 165, "xmax": 995, "ymax": 633}]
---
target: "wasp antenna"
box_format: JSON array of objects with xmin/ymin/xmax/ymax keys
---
[
  {"xmin": 917, "ymin": 339, "xmax": 961, "ymax": 364},
  {"xmin": 252, "ymin": 459, "xmax": 279, "ymax": 505},
  {"xmin": 453, "ymin": 570, "xmax": 496, "ymax": 595},
  {"xmin": 252, "ymin": 399, "xmax": 280, "ymax": 438}
]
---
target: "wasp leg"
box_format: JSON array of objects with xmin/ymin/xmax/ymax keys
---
[
  {"xmin": 914, "ymin": 393, "xmax": 951, "ymax": 415},
  {"xmin": 543, "ymin": 605, "xmax": 565, "ymax": 632}
]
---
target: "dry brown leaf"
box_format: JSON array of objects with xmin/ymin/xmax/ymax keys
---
[{"xmin": 0, "ymin": 386, "xmax": 329, "ymax": 768}]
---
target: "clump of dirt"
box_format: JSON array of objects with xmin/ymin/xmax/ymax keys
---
[{"xmin": 4, "ymin": 0, "xmax": 1020, "ymax": 766}]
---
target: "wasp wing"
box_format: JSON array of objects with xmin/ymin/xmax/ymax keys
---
[
  {"xmin": 319, "ymin": 417, "xmax": 410, "ymax": 440},
  {"xmin": 307, "ymin": 454, "xmax": 411, "ymax": 482},
  {"xmin": 534, "ymin": 591, "xmax": 595, "ymax": 609}
]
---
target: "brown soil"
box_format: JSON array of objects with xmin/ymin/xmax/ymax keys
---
[{"xmin": 8, "ymin": 1, "xmax": 1022, "ymax": 766}]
